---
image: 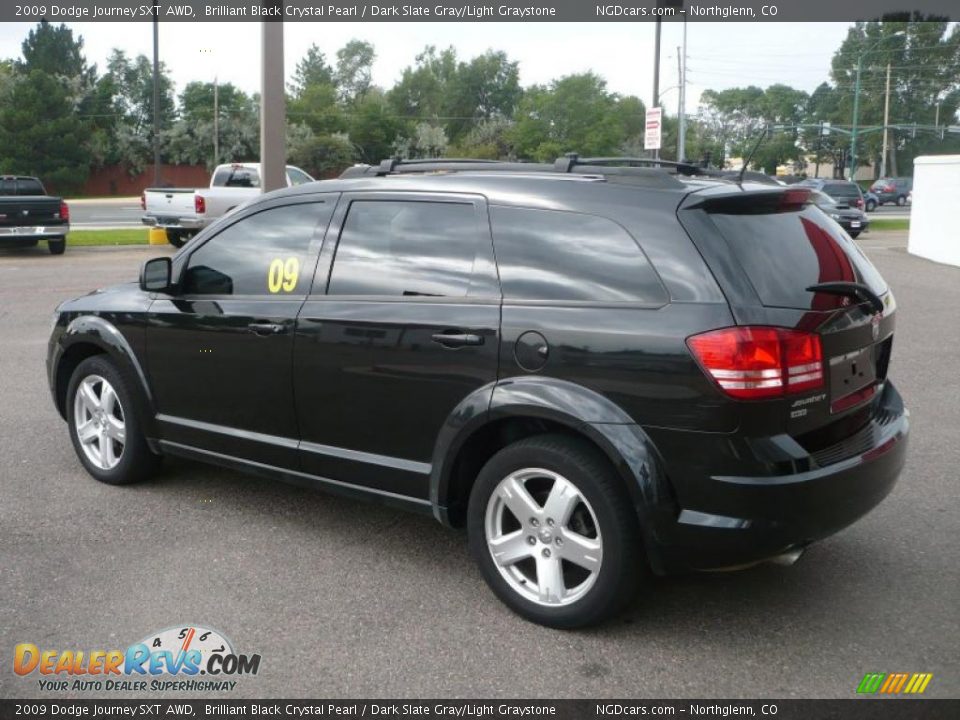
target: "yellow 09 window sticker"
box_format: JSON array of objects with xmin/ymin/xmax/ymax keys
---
[{"xmin": 267, "ymin": 257, "xmax": 300, "ymax": 293}]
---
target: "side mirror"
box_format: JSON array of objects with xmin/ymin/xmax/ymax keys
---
[{"xmin": 140, "ymin": 257, "xmax": 172, "ymax": 292}]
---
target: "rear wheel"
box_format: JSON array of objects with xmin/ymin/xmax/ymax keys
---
[
  {"xmin": 849, "ymin": 230, "xmax": 861, "ymax": 239},
  {"xmin": 467, "ymin": 434, "xmax": 642, "ymax": 628},
  {"xmin": 67, "ymin": 356, "xmax": 159, "ymax": 485},
  {"xmin": 865, "ymin": 199, "xmax": 876, "ymax": 212},
  {"xmin": 896, "ymin": 195, "xmax": 907, "ymax": 206},
  {"xmin": 165, "ymin": 229, "xmax": 187, "ymax": 248},
  {"xmin": 48, "ymin": 237, "xmax": 66, "ymax": 254}
]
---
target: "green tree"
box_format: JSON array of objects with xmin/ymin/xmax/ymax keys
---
[
  {"xmin": 387, "ymin": 45, "xmax": 458, "ymax": 124},
  {"xmin": 348, "ymin": 90, "xmax": 406, "ymax": 163},
  {"xmin": 290, "ymin": 44, "xmax": 335, "ymax": 96},
  {"xmin": 19, "ymin": 20, "xmax": 90, "ymax": 79},
  {"xmin": 335, "ymin": 39, "xmax": 375, "ymax": 105},
  {"xmin": 510, "ymin": 73, "xmax": 625, "ymax": 160},
  {"xmin": 287, "ymin": 131, "xmax": 356, "ymax": 178},
  {"xmin": 0, "ymin": 70, "xmax": 90, "ymax": 193},
  {"xmin": 445, "ymin": 50, "xmax": 521, "ymax": 142},
  {"xmin": 830, "ymin": 18, "xmax": 960, "ymax": 177},
  {"xmin": 166, "ymin": 81, "xmax": 259, "ymax": 167}
]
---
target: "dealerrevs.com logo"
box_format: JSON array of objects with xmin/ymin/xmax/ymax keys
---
[{"xmin": 14, "ymin": 625, "xmax": 261, "ymax": 692}]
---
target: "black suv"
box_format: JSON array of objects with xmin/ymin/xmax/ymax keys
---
[{"xmin": 47, "ymin": 157, "xmax": 909, "ymax": 628}]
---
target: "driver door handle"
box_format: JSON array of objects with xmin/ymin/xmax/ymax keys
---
[
  {"xmin": 431, "ymin": 332, "xmax": 484, "ymax": 348},
  {"xmin": 248, "ymin": 322, "xmax": 286, "ymax": 336}
]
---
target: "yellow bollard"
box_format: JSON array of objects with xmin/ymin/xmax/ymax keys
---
[{"xmin": 148, "ymin": 228, "xmax": 168, "ymax": 246}]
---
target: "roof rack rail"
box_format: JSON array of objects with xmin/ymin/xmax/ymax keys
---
[{"xmin": 575, "ymin": 157, "xmax": 718, "ymax": 177}]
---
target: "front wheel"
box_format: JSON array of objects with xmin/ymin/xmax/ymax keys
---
[
  {"xmin": 468, "ymin": 434, "xmax": 642, "ymax": 628},
  {"xmin": 67, "ymin": 356, "xmax": 159, "ymax": 485},
  {"xmin": 48, "ymin": 237, "xmax": 66, "ymax": 254},
  {"xmin": 849, "ymin": 230, "xmax": 861, "ymax": 239}
]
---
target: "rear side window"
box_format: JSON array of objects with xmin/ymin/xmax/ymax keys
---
[
  {"xmin": 327, "ymin": 200, "xmax": 482, "ymax": 298},
  {"xmin": 182, "ymin": 202, "xmax": 331, "ymax": 296},
  {"xmin": 490, "ymin": 206, "xmax": 666, "ymax": 304},
  {"xmin": 709, "ymin": 206, "xmax": 887, "ymax": 309}
]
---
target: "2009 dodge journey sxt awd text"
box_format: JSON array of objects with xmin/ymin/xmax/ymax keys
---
[{"xmin": 47, "ymin": 157, "xmax": 909, "ymax": 628}]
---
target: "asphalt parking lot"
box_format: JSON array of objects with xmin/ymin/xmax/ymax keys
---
[{"xmin": 1, "ymin": 232, "xmax": 957, "ymax": 699}]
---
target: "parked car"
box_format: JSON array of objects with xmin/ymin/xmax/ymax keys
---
[
  {"xmin": 799, "ymin": 178, "xmax": 865, "ymax": 210},
  {"xmin": 49, "ymin": 157, "xmax": 908, "ymax": 628},
  {"xmin": 869, "ymin": 177, "xmax": 912, "ymax": 207},
  {"xmin": 810, "ymin": 190, "xmax": 870, "ymax": 238},
  {"xmin": 864, "ymin": 191, "xmax": 879, "ymax": 212},
  {"xmin": 141, "ymin": 163, "xmax": 315, "ymax": 247},
  {"xmin": 0, "ymin": 175, "xmax": 69, "ymax": 254}
]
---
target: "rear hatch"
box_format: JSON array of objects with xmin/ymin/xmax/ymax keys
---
[{"xmin": 678, "ymin": 186, "xmax": 895, "ymax": 457}]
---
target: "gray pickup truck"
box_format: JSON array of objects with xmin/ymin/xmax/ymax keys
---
[{"xmin": 0, "ymin": 176, "xmax": 69, "ymax": 254}]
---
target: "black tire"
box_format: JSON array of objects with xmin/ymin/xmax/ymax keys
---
[
  {"xmin": 66, "ymin": 355, "xmax": 160, "ymax": 485},
  {"xmin": 865, "ymin": 200, "xmax": 876, "ymax": 212},
  {"xmin": 467, "ymin": 434, "xmax": 642, "ymax": 628},
  {"xmin": 166, "ymin": 229, "xmax": 186, "ymax": 248},
  {"xmin": 849, "ymin": 230, "xmax": 861, "ymax": 239},
  {"xmin": 896, "ymin": 195, "xmax": 907, "ymax": 207},
  {"xmin": 48, "ymin": 237, "xmax": 66, "ymax": 254}
]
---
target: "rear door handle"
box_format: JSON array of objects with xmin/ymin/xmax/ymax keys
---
[
  {"xmin": 248, "ymin": 322, "xmax": 286, "ymax": 336},
  {"xmin": 431, "ymin": 332, "xmax": 484, "ymax": 348}
]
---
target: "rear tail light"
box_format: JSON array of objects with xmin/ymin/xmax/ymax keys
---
[
  {"xmin": 140, "ymin": 192, "xmax": 145, "ymax": 211},
  {"xmin": 687, "ymin": 326, "xmax": 824, "ymax": 400},
  {"xmin": 855, "ymin": 197, "xmax": 864, "ymax": 209},
  {"xmin": 59, "ymin": 201, "xmax": 70, "ymax": 222},
  {"xmin": 195, "ymin": 194, "xmax": 206, "ymax": 214}
]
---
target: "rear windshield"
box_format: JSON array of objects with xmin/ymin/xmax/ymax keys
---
[
  {"xmin": 0, "ymin": 178, "xmax": 44, "ymax": 195},
  {"xmin": 212, "ymin": 167, "xmax": 260, "ymax": 188},
  {"xmin": 709, "ymin": 206, "xmax": 887, "ymax": 309},
  {"xmin": 823, "ymin": 184, "xmax": 860, "ymax": 199}
]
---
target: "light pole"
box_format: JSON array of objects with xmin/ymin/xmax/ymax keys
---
[{"xmin": 849, "ymin": 30, "xmax": 905, "ymax": 181}]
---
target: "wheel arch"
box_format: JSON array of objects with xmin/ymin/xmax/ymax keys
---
[
  {"xmin": 54, "ymin": 316, "xmax": 158, "ymax": 440},
  {"xmin": 430, "ymin": 377, "xmax": 677, "ymax": 572}
]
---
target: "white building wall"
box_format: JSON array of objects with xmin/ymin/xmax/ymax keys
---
[{"xmin": 908, "ymin": 155, "xmax": 960, "ymax": 267}]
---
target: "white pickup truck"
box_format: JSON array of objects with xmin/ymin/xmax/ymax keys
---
[{"xmin": 141, "ymin": 163, "xmax": 315, "ymax": 247}]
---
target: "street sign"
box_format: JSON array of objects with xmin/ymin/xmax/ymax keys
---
[
  {"xmin": 645, "ymin": 107, "xmax": 662, "ymax": 151},
  {"xmin": 822, "ymin": 121, "xmax": 831, "ymax": 135}
]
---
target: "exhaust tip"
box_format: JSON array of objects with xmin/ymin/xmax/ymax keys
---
[{"xmin": 767, "ymin": 547, "xmax": 805, "ymax": 567}]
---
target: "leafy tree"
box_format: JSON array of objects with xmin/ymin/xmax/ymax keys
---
[
  {"xmin": 165, "ymin": 81, "xmax": 259, "ymax": 167},
  {"xmin": 19, "ymin": 21, "xmax": 91, "ymax": 80},
  {"xmin": 510, "ymin": 73, "xmax": 626, "ymax": 160},
  {"xmin": 289, "ymin": 82, "xmax": 345, "ymax": 136},
  {"xmin": 387, "ymin": 45, "xmax": 458, "ymax": 123},
  {"xmin": 447, "ymin": 117, "xmax": 515, "ymax": 159},
  {"xmin": 445, "ymin": 50, "xmax": 521, "ymax": 141},
  {"xmin": 0, "ymin": 70, "xmax": 90, "ymax": 192},
  {"xmin": 287, "ymin": 131, "xmax": 356, "ymax": 178},
  {"xmin": 335, "ymin": 40, "xmax": 375, "ymax": 105},
  {"xmin": 290, "ymin": 44, "xmax": 335, "ymax": 96},
  {"xmin": 394, "ymin": 123, "xmax": 448, "ymax": 159},
  {"xmin": 348, "ymin": 90, "xmax": 406, "ymax": 163}
]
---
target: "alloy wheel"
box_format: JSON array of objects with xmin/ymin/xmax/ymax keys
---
[
  {"xmin": 484, "ymin": 468, "xmax": 603, "ymax": 606},
  {"xmin": 73, "ymin": 374, "xmax": 126, "ymax": 470}
]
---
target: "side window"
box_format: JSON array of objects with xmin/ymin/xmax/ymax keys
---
[
  {"xmin": 491, "ymin": 206, "xmax": 666, "ymax": 304},
  {"xmin": 182, "ymin": 202, "xmax": 331, "ymax": 296},
  {"xmin": 327, "ymin": 200, "xmax": 481, "ymax": 298},
  {"xmin": 286, "ymin": 167, "xmax": 314, "ymax": 186}
]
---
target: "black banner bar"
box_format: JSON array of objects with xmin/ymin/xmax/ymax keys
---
[
  {"xmin": 3, "ymin": 0, "xmax": 959, "ymax": 23},
  {"xmin": 1, "ymin": 700, "xmax": 958, "ymax": 720}
]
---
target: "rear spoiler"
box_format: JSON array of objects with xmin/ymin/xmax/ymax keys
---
[{"xmin": 685, "ymin": 187, "xmax": 812, "ymax": 214}]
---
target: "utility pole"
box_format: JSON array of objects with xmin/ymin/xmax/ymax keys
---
[
  {"xmin": 849, "ymin": 55, "xmax": 863, "ymax": 181},
  {"xmin": 677, "ymin": 16, "xmax": 687, "ymax": 162},
  {"xmin": 652, "ymin": 18, "xmax": 661, "ymax": 160},
  {"xmin": 152, "ymin": 17, "xmax": 161, "ymax": 186},
  {"xmin": 213, "ymin": 77, "xmax": 219, "ymax": 166},
  {"xmin": 880, "ymin": 61, "xmax": 891, "ymax": 178},
  {"xmin": 260, "ymin": 7, "xmax": 286, "ymax": 192}
]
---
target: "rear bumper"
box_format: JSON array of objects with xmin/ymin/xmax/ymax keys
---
[
  {"xmin": 650, "ymin": 382, "xmax": 909, "ymax": 572},
  {"xmin": 0, "ymin": 224, "xmax": 68, "ymax": 241},
  {"xmin": 141, "ymin": 215, "xmax": 205, "ymax": 231}
]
